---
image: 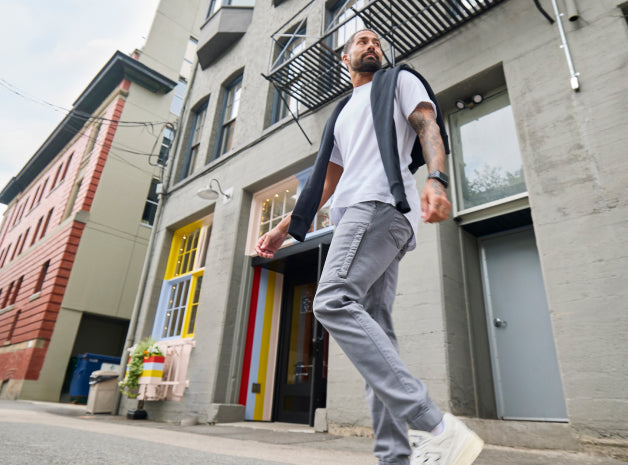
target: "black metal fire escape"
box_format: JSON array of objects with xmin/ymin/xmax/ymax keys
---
[{"xmin": 264, "ymin": 0, "xmax": 508, "ymax": 114}]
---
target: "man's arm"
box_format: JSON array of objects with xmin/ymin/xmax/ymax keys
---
[
  {"xmin": 408, "ymin": 102, "xmax": 451, "ymax": 223},
  {"xmin": 255, "ymin": 161, "xmax": 343, "ymax": 258}
]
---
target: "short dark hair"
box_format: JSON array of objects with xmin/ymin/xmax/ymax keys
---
[{"xmin": 342, "ymin": 28, "xmax": 378, "ymax": 56}]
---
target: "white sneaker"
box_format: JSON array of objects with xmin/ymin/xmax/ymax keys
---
[{"xmin": 409, "ymin": 413, "xmax": 484, "ymax": 465}]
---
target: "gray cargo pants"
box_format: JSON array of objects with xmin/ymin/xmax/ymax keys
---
[{"xmin": 313, "ymin": 201, "xmax": 443, "ymax": 465}]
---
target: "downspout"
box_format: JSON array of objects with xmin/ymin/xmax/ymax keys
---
[
  {"xmin": 111, "ymin": 153, "xmax": 171, "ymax": 414},
  {"xmin": 112, "ymin": 92, "xmax": 189, "ymax": 415},
  {"xmin": 550, "ymin": 0, "xmax": 580, "ymax": 91}
]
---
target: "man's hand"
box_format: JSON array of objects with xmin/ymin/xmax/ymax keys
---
[
  {"xmin": 255, "ymin": 227, "xmax": 288, "ymax": 259},
  {"xmin": 421, "ymin": 179, "xmax": 451, "ymax": 223}
]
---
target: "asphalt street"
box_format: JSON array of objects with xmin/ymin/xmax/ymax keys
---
[{"xmin": 0, "ymin": 400, "xmax": 624, "ymax": 465}]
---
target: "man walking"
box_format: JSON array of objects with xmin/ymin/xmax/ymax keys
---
[{"xmin": 256, "ymin": 29, "xmax": 483, "ymax": 465}]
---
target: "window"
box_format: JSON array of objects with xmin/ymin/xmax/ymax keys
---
[
  {"xmin": 328, "ymin": 0, "xmax": 366, "ymax": 50},
  {"xmin": 34, "ymin": 260, "xmax": 50, "ymax": 294},
  {"xmin": 170, "ymin": 79, "xmax": 188, "ymax": 116},
  {"xmin": 31, "ymin": 217, "xmax": 43, "ymax": 246},
  {"xmin": 64, "ymin": 178, "xmax": 82, "ymax": 220},
  {"xmin": 141, "ymin": 179, "xmax": 160, "ymax": 226},
  {"xmin": 180, "ymin": 38, "xmax": 198, "ymax": 82},
  {"xmin": 10, "ymin": 235, "xmax": 21, "ymax": 261},
  {"xmin": 158, "ymin": 127, "xmax": 174, "ymax": 166},
  {"xmin": 60, "ymin": 154, "xmax": 73, "ymax": 183},
  {"xmin": 1, "ymin": 245, "xmax": 10, "ymax": 268},
  {"xmin": 9, "ymin": 276, "xmax": 23, "ymax": 306},
  {"xmin": 246, "ymin": 169, "xmax": 332, "ymax": 254},
  {"xmin": 30, "ymin": 187, "xmax": 40, "ymax": 209},
  {"xmin": 2, "ymin": 282, "xmax": 12, "ymax": 308},
  {"xmin": 206, "ymin": 0, "xmax": 254, "ymax": 19},
  {"xmin": 271, "ymin": 26, "xmax": 306, "ymax": 124},
  {"xmin": 182, "ymin": 102, "xmax": 208, "ymax": 179},
  {"xmin": 215, "ymin": 75, "xmax": 243, "ymax": 158},
  {"xmin": 40, "ymin": 208, "xmax": 54, "ymax": 239},
  {"xmin": 170, "ymin": 38, "xmax": 198, "ymax": 117},
  {"xmin": 83, "ymin": 123, "xmax": 102, "ymax": 163},
  {"xmin": 18, "ymin": 228, "xmax": 29, "ymax": 255},
  {"xmin": 38, "ymin": 179, "xmax": 49, "ymax": 203},
  {"xmin": 152, "ymin": 218, "xmax": 212, "ymax": 340},
  {"xmin": 257, "ymin": 178, "xmax": 298, "ymax": 238},
  {"xmin": 50, "ymin": 163, "xmax": 63, "ymax": 191},
  {"xmin": 449, "ymin": 91, "xmax": 526, "ymax": 213},
  {"xmin": 8, "ymin": 206, "xmax": 18, "ymax": 229}
]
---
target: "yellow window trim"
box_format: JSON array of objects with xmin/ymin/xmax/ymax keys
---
[
  {"xmin": 165, "ymin": 218, "xmax": 210, "ymax": 279},
  {"xmin": 182, "ymin": 270, "xmax": 204, "ymax": 338}
]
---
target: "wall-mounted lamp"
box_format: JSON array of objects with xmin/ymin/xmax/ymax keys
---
[
  {"xmin": 455, "ymin": 93, "xmax": 484, "ymax": 110},
  {"xmin": 196, "ymin": 178, "xmax": 232, "ymax": 202}
]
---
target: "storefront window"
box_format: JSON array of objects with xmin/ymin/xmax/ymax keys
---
[
  {"xmin": 247, "ymin": 169, "xmax": 333, "ymax": 255},
  {"xmin": 153, "ymin": 218, "xmax": 212, "ymax": 340}
]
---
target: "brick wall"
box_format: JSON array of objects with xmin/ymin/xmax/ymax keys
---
[{"xmin": 0, "ymin": 90, "xmax": 127, "ymax": 384}]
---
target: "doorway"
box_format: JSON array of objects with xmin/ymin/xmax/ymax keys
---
[
  {"xmin": 273, "ymin": 264, "xmax": 328, "ymax": 425},
  {"xmin": 479, "ymin": 227, "xmax": 568, "ymax": 421},
  {"xmin": 244, "ymin": 235, "xmax": 331, "ymax": 425}
]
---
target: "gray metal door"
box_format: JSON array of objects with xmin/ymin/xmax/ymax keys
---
[{"xmin": 480, "ymin": 227, "xmax": 568, "ymax": 421}]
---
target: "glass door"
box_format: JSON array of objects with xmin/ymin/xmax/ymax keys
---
[{"xmin": 274, "ymin": 245, "xmax": 329, "ymax": 425}]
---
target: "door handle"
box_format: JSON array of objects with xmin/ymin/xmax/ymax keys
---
[{"xmin": 494, "ymin": 318, "xmax": 507, "ymax": 328}]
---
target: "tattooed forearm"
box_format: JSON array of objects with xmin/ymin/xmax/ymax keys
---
[
  {"xmin": 429, "ymin": 179, "xmax": 445, "ymax": 197},
  {"xmin": 408, "ymin": 102, "xmax": 446, "ymax": 172}
]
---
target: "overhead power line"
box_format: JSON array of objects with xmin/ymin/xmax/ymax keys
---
[{"xmin": 0, "ymin": 77, "xmax": 174, "ymax": 128}]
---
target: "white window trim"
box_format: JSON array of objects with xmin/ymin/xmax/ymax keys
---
[{"xmin": 246, "ymin": 176, "xmax": 298, "ymax": 256}]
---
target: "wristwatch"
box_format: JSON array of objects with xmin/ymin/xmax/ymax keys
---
[{"xmin": 428, "ymin": 170, "xmax": 449, "ymax": 188}]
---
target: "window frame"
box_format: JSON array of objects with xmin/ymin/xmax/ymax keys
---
[
  {"xmin": 34, "ymin": 260, "xmax": 50, "ymax": 294},
  {"xmin": 180, "ymin": 37, "xmax": 198, "ymax": 82},
  {"xmin": 206, "ymin": 0, "xmax": 255, "ymax": 20},
  {"xmin": 141, "ymin": 179, "xmax": 161, "ymax": 227},
  {"xmin": 152, "ymin": 217, "xmax": 212, "ymax": 341},
  {"xmin": 170, "ymin": 78, "xmax": 188, "ymax": 116},
  {"xmin": 158, "ymin": 127, "xmax": 174, "ymax": 166},
  {"xmin": 246, "ymin": 169, "xmax": 333, "ymax": 255},
  {"xmin": 448, "ymin": 89, "xmax": 528, "ymax": 221},
  {"xmin": 271, "ymin": 25, "xmax": 307, "ymax": 124},
  {"xmin": 214, "ymin": 74, "xmax": 243, "ymax": 159},
  {"xmin": 326, "ymin": 0, "xmax": 367, "ymax": 51},
  {"xmin": 181, "ymin": 102, "xmax": 208, "ymax": 179}
]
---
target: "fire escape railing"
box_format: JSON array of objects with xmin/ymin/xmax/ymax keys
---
[{"xmin": 264, "ymin": 0, "xmax": 508, "ymax": 113}]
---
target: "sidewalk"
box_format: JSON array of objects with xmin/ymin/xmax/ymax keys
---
[{"xmin": 1, "ymin": 400, "xmax": 624, "ymax": 465}]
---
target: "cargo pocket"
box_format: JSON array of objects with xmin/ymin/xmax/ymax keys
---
[
  {"xmin": 338, "ymin": 223, "xmax": 368, "ymax": 279},
  {"xmin": 388, "ymin": 215, "xmax": 412, "ymax": 250}
]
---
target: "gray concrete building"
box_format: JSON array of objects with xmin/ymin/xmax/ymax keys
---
[{"xmin": 125, "ymin": 0, "xmax": 628, "ymax": 456}]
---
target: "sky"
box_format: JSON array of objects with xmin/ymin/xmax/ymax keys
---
[{"xmin": 0, "ymin": 0, "xmax": 161, "ymax": 214}]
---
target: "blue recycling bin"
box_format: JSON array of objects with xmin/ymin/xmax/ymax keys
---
[{"xmin": 69, "ymin": 353, "xmax": 121, "ymax": 397}]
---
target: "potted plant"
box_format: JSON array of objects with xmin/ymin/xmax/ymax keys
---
[{"xmin": 119, "ymin": 338, "xmax": 163, "ymax": 399}]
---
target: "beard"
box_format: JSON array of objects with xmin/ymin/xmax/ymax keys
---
[{"xmin": 352, "ymin": 53, "xmax": 382, "ymax": 72}]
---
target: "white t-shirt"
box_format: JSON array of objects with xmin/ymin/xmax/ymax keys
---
[{"xmin": 330, "ymin": 70, "xmax": 436, "ymax": 249}]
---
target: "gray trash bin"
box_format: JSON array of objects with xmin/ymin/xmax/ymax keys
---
[{"xmin": 86, "ymin": 370, "xmax": 119, "ymax": 414}]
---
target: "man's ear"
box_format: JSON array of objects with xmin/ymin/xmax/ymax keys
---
[{"xmin": 341, "ymin": 54, "xmax": 350, "ymax": 70}]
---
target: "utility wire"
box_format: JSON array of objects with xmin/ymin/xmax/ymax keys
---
[
  {"xmin": 59, "ymin": 118, "xmax": 173, "ymax": 168},
  {"xmin": 0, "ymin": 77, "xmax": 173, "ymax": 128}
]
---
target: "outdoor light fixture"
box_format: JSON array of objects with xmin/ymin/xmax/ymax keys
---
[
  {"xmin": 196, "ymin": 178, "xmax": 232, "ymax": 201},
  {"xmin": 455, "ymin": 93, "xmax": 484, "ymax": 110}
]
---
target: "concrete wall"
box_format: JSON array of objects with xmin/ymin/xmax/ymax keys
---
[{"xmin": 134, "ymin": 0, "xmax": 628, "ymax": 450}]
